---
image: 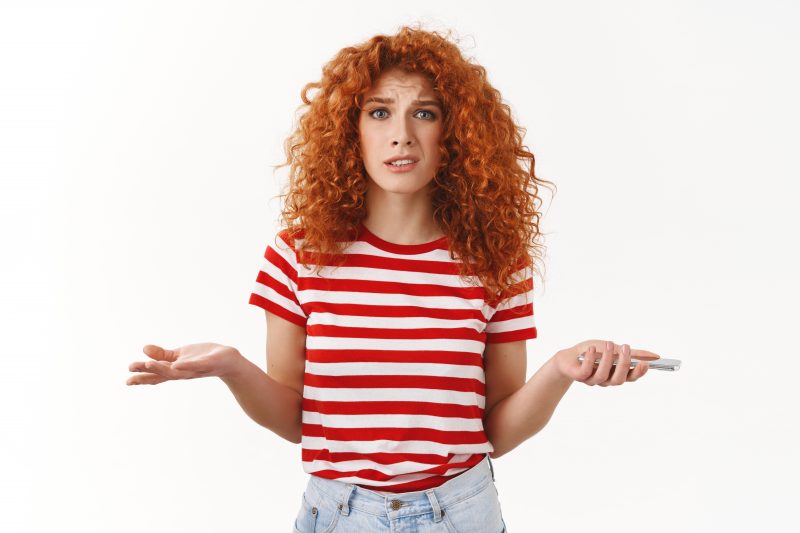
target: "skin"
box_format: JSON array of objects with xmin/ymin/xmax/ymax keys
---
[
  {"xmin": 357, "ymin": 67, "xmax": 445, "ymax": 244},
  {"xmin": 557, "ymin": 340, "xmax": 658, "ymax": 385}
]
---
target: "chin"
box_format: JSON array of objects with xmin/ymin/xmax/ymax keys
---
[
  {"xmin": 370, "ymin": 180, "xmax": 432, "ymax": 195},
  {"xmin": 367, "ymin": 170, "xmax": 435, "ymax": 195}
]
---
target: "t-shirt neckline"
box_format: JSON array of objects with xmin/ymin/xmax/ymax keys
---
[{"xmin": 358, "ymin": 222, "xmax": 447, "ymax": 255}]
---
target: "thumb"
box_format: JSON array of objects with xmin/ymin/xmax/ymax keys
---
[
  {"xmin": 143, "ymin": 344, "xmax": 178, "ymax": 362},
  {"xmin": 631, "ymin": 348, "xmax": 660, "ymax": 361}
]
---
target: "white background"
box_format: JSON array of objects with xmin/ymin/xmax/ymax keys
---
[{"xmin": 2, "ymin": 1, "xmax": 798, "ymax": 531}]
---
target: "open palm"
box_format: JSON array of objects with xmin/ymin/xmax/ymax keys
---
[{"xmin": 127, "ymin": 342, "xmax": 239, "ymax": 385}]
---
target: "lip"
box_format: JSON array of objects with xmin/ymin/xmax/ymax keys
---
[
  {"xmin": 383, "ymin": 160, "xmax": 419, "ymax": 173},
  {"xmin": 384, "ymin": 155, "xmax": 419, "ymax": 164}
]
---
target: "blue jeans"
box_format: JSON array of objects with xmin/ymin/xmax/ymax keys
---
[{"xmin": 292, "ymin": 453, "xmax": 507, "ymax": 532}]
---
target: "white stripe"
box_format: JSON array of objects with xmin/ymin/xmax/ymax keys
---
[
  {"xmin": 302, "ymin": 289, "xmax": 485, "ymax": 311},
  {"xmin": 271, "ymin": 238, "xmax": 301, "ymax": 270},
  {"xmin": 305, "ymin": 361, "xmax": 484, "ymax": 381},
  {"xmin": 300, "ymin": 436, "xmax": 492, "ymax": 457},
  {"xmin": 309, "ymin": 311, "xmax": 486, "ymax": 330},
  {"xmin": 302, "ymin": 386, "xmax": 485, "ymax": 408},
  {"xmin": 303, "ymin": 461, "xmax": 472, "ymax": 483},
  {"xmin": 302, "ymin": 411, "xmax": 485, "ymax": 432},
  {"xmin": 485, "ymin": 312, "xmax": 536, "ymax": 334},
  {"xmin": 251, "ymin": 279, "xmax": 306, "ymax": 319},
  {"xmin": 490, "ymin": 282, "xmax": 533, "ymax": 311},
  {"xmin": 306, "ymin": 336, "xmax": 486, "ymax": 353},
  {"xmin": 306, "ymin": 263, "xmax": 479, "ymax": 287},
  {"xmin": 300, "ymin": 453, "xmax": 475, "ymax": 479},
  {"xmin": 339, "ymin": 240, "xmax": 455, "ymax": 261},
  {"xmin": 304, "ymin": 458, "xmax": 442, "ymax": 476}
]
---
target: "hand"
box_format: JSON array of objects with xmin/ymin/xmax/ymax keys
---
[
  {"xmin": 127, "ymin": 342, "xmax": 242, "ymax": 386},
  {"xmin": 555, "ymin": 339, "xmax": 661, "ymax": 386}
]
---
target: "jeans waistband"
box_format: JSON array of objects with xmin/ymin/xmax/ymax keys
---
[{"xmin": 304, "ymin": 453, "xmax": 496, "ymax": 519}]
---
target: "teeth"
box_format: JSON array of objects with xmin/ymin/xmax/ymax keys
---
[{"xmin": 389, "ymin": 159, "xmax": 415, "ymax": 166}]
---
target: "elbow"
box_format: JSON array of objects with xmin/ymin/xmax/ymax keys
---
[
  {"xmin": 487, "ymin": 438, "xmax": 507, "ymax": 460},
  {"xmin": 282, "ymin": 430, "xmax": 302, "ymax": 445},
  {"xmin": 488, "ymin": 447, "xmax": 506, "ymax": 460},
  {"xmin": 290, "ymin": 425, "xmax": 302, "ymax": 444}
]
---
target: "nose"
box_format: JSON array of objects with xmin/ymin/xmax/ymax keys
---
[{"xmin": 391, "ymin": 116, "xmax": 415, "ymax": 147}]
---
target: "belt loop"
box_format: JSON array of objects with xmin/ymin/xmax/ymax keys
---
[
  {"xmin": 338, "ymin": 484, "xmax": 355, "ymax": 516},
  {"xmin": 486, "ymin": 453, "xmax": 496, "ymax": 482},
  {"xmin": 424, "ymin": 489, "xmax": 444, "ymax": 523}
]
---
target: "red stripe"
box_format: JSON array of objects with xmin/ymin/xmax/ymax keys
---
[
  {"xmin": 300, "ymin": 276, "xmax": 485, "ymax": 298},
  {"xmin": 292, "ymin": 251, "xmax": 476, "ymax": 276},
  {"xmin": 307, "ymin": 453, "xmax": 486, "ymax": 490},
  {"xmin": 306, "ymin": 324, "xmax": 485, "ymax": 341},
  {"xmin": 302, "ymin": 399, "xmax": 485, "ymax": 418},
  {"xmin": 309, "ymin": 301, "xmax": 487, "ymax": 322},
  {"xmin": 265, "ymin": 244, "xmax": 299, "ymax": 285},
  {"xmin": 305, "ymin": 349, "xmax": 482, "ymax": 366},
  {"xmin": 487, "ymin": 276, "xmax": 533, "ymax": 307},
  {"xmin": 303, "ymin": 374, "xmax": 485, "ymax": 394},
  {"xmin": 248, "ymin": 293, "xmax": 306, "ymax": 327},
  {"xmin": 254, "ymin": 269, "xmax": 298, "ymax": 306},
  {"xmin": 302, "ymin": 448, "xmax": 462, "ymax": 465},
  {"xmin": 302, "ymin": 424, "xmax": 489, "ymax": 444},
  {"xmin": 491, "ymin": 302, "xmax": 533, "ymax": 322}
]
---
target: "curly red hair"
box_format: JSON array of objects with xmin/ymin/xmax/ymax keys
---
[{"xmin": 274, "ymin": 24, "xmax": 556, "ymax": 306}]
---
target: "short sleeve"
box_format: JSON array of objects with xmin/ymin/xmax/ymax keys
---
[
  {"xmin": 248, "ymin": 230, "xmax": 308, "ymax": 327},
  {"xmin": 484, "ymin": 263, "xmax": 538, "ymax": 343}
]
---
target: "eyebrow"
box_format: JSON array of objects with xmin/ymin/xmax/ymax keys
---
[{"xmin": 363, "ymin": 96, "xmax": 442, "ymax": 108}]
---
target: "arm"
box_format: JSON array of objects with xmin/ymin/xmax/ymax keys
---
[
  {"xmin": 220, "ymin": 354, "xmax": 303, "ymax": 444},
  {"xmin": 483, "ymin": 350, "xmax": 573, "ymax": 459},
  {"xmin": 483, "ymin": 339, "xmax": 657, "ymax": 459},
  {"xmin": 220, "ymin": 310, "xmax": 306, "ymax": 444}
]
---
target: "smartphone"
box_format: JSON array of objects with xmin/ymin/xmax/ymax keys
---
[{"xmin": 577, "ymin": 353, "xmax": 681, "ymax": 371}]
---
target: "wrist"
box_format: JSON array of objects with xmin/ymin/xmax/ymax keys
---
[
  {"xmin": 219, "ymin": 350, "xmax": 251, "ymax": 384},
  {"xmin": 550, "ymin": 351, "xmax": 577, "ymax": 384}
]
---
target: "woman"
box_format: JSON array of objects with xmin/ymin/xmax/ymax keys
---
[{"xmin": 127, "ymin": 24, "xmax": 660, "ymax": 532}]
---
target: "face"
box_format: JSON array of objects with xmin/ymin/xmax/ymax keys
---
[{"xmin": 357, "ymin": 68, "xmax": 443, "ymax": 195}]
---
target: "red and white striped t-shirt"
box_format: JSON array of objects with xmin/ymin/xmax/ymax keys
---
[{"xmin": 248, "ymin": 223, "xmax": 537, "ymax": 493}]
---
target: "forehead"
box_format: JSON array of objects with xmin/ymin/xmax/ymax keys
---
[{"xmin": 364, "ymin": 68, "xmax": 436, "ymax": 95}]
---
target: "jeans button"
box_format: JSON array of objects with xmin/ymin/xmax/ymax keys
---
[
  {"xmin": 390, "ymin": 499, "xmax": 402, "ymax": 510},
  {"xmin": 311, "ymin": 507, "xmax": 317, "ymax": 515}
]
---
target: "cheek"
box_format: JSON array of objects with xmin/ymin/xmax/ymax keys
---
[
  {"xmin": 358, "ymin": 128, "xmax": 381, "ymax": 162},
  {"xmin": 423, "ymin": 131, "xmax": 443, "ymax": 163},
  {"xmin": 422, "ymin": 126, "xmax": 442, "ymax": 146}
]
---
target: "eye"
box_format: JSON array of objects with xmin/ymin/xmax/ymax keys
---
[
  {"xmin": 415, "ymin": 109, "xmax": 436, "ymax": 120},
  {"xmin": 368, "ymin": 108, "xmax": 389, "ymax": 119}
]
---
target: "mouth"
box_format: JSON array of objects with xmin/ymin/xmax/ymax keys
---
[{"xmin": 384, "ymin": 157, "xmax": 419, "ymax": 172}]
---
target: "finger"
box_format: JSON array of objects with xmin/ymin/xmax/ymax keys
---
[
  {"xmin": 129, "ymin": 361, "xmax": 154, "ymax": 373},
  {"xmin": 127, "ymin": 372, "xmax": 170, "ymax": 385},
  {"xmin": 141, "ymin": 360, "xmax": 184, "ymax": 380},
  {"xmin": 143, "ymin": 344, "xmax": 179, "ymax": 363},
  {"xmin": 578, "ymin": 346, "xmax": 599, "ymax": 383},
  {"xmin": 588, "ymin": 340, "xmax": 615, "ymax": 385},
  {"xmin": 608, "ymin": 344, "xmax": 632, "ymax": 385},
  {"xmin": 627, "ymin": 360, "xmax": 648, "ymax": 381}
]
